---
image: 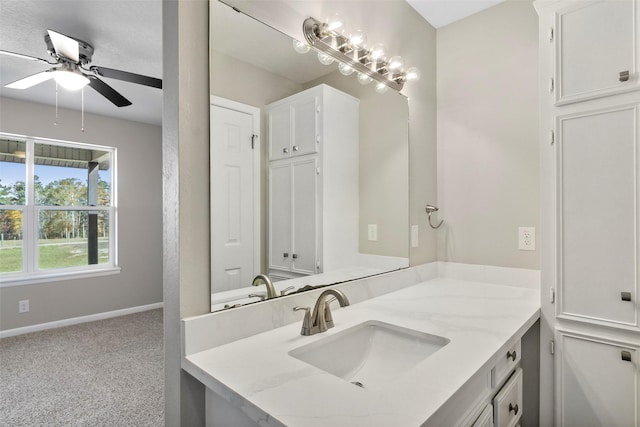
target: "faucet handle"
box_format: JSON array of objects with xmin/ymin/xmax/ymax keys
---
[
  {"xmin": 280, "ymin": 286, "xmax": 295, "ymax": 296},
  {"xmin": 293, "ymin": 306, "xmax": 312, "ymax": 336}
]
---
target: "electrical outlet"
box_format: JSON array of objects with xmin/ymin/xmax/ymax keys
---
[
  {"xmin": 368, "ymin": 224, "xmax": 378, "ymax": 241},
  {"xmin": 518, "ymin": 227, "xmax": 535, "ymax": 251},
  {"xmin": 411, "ymin": 225, "xmax": 419, "ymax": 248},
  {"xmin": 18, "ymin": 299, "xmax": 29, "ymax": 313}
]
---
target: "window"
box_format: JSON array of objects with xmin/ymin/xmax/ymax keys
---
[{"xmin": 0, "ymin": 134, "xmax": 117, "ymax": 284}]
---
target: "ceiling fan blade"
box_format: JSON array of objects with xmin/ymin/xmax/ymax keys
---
[
  {"xmin": 5, "ymin": 70, "xmax": 54, "ymax": 89},
  {"xmin": 88, "ymin": 76, "xmax": 132, "ymax": 107},
  {"xmin": 0, "ymin": 50, "xmax": 52, "ymax": 64},
  {"xmin": 91, "ymin": 66, "xmax": 162, "ymax": 89},
  {"xmin": 47, "ymin": 29, "xmax": 79, "ymax": 62}
]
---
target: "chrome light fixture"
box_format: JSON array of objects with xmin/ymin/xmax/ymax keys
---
[{"xmin": 301, "ymin": 15, "xmax": 420, "ymax": 92}]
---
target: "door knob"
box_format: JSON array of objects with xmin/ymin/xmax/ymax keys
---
[
  {"xmin": 283, "ymin": 148, "xmax": 289, "ymax": 154},
  {"xmin": 292, "ymin": 253, "xmax": 298, "ymax": 259},
  {"xmin": 621, "ymin": 291, "xmax": 632, "ymax": 302},
  {"xmin": 283, "ymin": 253, "xmax": 289, "ymax": 258},
  {"xmin": 621, "ymin": 351, "xmax": 632, "ymax": 362},
  {"xmin": 292, "ymin": 145, "xmax": 299, "ymax": 151},
  {"xmin": 619, "ymin": 70, "xmax": 630, "ymax": 82}
]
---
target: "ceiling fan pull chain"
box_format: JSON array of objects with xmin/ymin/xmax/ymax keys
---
[
  {"xmin": 54, "ymin": 81, "xmax": 59, "ymax": 126},
  {"xmin": 81, "ymin": 86, "xmax": 85, "ymax": 132}
]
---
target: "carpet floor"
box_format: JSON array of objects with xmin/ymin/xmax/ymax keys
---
[{"xmin": 0, "ymin": 309, "xmax": 164, "ymax": 427}]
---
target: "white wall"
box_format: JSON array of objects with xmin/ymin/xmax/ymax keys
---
[
  {"xmin": 436, "ymin": 0, "xmax": 540, "ymax": 269},
  {"xmin": 0, "ymin": 97, "xmax": 163, "ymax": 331}
]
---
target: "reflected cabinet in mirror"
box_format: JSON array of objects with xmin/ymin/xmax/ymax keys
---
[{"xmin": 209, "ymin": 0, "xmax": 409, "ymax": 311}]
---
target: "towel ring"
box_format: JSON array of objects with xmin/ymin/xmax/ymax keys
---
[{"xmin": 426, "ymin": 205, "xmax": 444, "ymax": 229}]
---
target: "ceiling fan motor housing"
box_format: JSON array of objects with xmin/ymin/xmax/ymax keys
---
[{"xmin": 44, "ymin": 33, "xmax": 94, "ymax": 64}]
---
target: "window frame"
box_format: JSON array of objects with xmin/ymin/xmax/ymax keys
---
[{"xmin": 0, "ymin": 132, "xmax": 119, "ymax": 286}]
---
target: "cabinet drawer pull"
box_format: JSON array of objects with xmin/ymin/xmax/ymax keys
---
[
  {"xmin": 507, "ymin": 350, "xmax": 517, "ymax": 361},
  {"xmin": 283, "ymin": 148, "xmax": 289, "ymax": 153},
  {"xmin": 283, "ymin": 253, "xmax": 289, "ymax": 258},
  {"xmin": 619, "ymin": 70, "xmax": 630, "ymax": 82},
  {"xmin": 621, "ymin": 351, "xmax": 632, "ymax": 362},
  {"xmin": 509, "ymin": 403, "xmax": 519, "ymax": 415},
  {"xmin": 621, "ymin": 291, "xmax": 632, "ymax": 302},
  {"xmin": 292, "ymin": 253, "xmax": 298, "ymax": 259},
  {"xmin": 292, "ymin": 145, "xmax": 299, "ymax": 151}
]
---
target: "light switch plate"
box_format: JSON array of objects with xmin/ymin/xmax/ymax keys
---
[
  {"xmin": 411, "ymin": 225, "xmax": 419, "ymax": 247},
  {"xmin": 368, "ymin": 224, "xmax": 378, "ymax": 241}
]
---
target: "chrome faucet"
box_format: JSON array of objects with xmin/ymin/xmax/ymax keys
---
[
  {"xmin": 294, "ymin": 289, "xmax": 350, "ymax": 336},
  {"xmin": 251, "ymin": 274, "xmax": 277, "ymax": 299}
]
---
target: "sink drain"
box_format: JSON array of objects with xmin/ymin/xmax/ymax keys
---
[{"xmin": 351, "ymin": 381, "xmax": 365, "ymax": 388}]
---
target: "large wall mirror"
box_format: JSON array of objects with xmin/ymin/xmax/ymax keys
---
[{"xmin": 209, "ymin": 0, "xmax": 409, "ymax": 311}]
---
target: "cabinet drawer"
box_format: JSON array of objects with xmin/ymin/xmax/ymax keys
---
[
  {"xmin": 471, "ymin": 404, "xmax": 493, "ymax": 427},
  {"xmin": 493, "ymin": 368, "xmax": 523, "ymax": 427},
  {"xmin": 492, "ymin": 340, "xmax": 521, "ymax": 388}
]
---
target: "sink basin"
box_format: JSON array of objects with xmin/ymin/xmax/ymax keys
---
[{"xmin": 289, "ymin": 320, "xmax": 449, "ymax": 390}]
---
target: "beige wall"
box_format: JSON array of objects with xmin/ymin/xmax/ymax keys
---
[
  {"xmin": 436, "ymin": 0, "xmax": 540, "ymax": 269},
  {"xmin": 0, "ymin": 97, "xmax": 163, "ymax": 331}
]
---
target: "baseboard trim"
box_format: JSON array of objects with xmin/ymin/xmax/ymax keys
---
[{"xmin": 0, "ymin": 302, "xmax": 164, "ymax": 339}]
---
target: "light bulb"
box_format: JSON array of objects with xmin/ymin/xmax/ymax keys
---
[
  {"xmin": 293, "ymin": 39, "xmax": 310, "ymax": 54},
  {"xmin": 375, "ymin": 82, "xmax": 389, "ymax": 93},
  {"xmin": 325, "ymin": 13, "xmax": 347, "ymax": 36},
  {"xmin": 53, "ymin": 70, "xmax": 90, "ymax": 91},
  {"xmin": 349, "ymin": 30, "xmax": 367, "ymax": 49},
  {"xmin": 357, "ymin": 73, "xmax": 372, "ymax": 85},
  {"xmin": 387, "ymin": 56, "xmax": 405, "ymax": 73},
  {"xmin": 369, "ymin": 43, "xmax": 387, "ymax": 62},
  {"xmin": 405, "ymin": 66, "xmax": 421, "ymax": 82},
  {"xmin": 338, "ymin": 63, "xmax": 355, "ymax": 76},
  {"xmin": 317, "ymin": 52, "xmax": 334, "ymax": 65}
]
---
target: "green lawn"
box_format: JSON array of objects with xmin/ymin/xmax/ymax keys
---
[{"xmin": 0, "ymin": 239, "xmax": 109, "ymax": 273}]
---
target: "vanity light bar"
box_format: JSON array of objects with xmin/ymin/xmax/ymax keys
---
[{"xmin": 302, "ymin": 17, "xmax": 406, "ymax": 92}]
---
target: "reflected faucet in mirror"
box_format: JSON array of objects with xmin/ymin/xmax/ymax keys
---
[{"xmin": 252, "ymin": 274, "xmax": 277, "ymax": 300}]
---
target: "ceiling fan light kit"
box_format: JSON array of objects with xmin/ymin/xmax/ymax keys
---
[{"xmin": 1, "ymin": 29, "xmax": 162, "ymax": 108}]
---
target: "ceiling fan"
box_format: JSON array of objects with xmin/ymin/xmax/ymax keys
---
[{"xmin": 0, "ymin": 29, "xmax": 162, "ymax": 107}]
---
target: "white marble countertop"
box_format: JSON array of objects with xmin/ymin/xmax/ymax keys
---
[{"xmin": 184, "ymin": 277, "xmax": 540, "ymax": 426}]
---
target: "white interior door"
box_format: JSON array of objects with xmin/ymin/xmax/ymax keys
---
[{"xmin": 210, "ymin": 102, "xmax": 259, "ymax": 294}]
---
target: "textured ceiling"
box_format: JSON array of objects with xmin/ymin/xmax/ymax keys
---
[{"xmin": 0, "ymin": 0, "xmax": 163, "ymax": 126}]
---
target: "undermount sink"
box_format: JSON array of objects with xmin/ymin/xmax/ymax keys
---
[{"xmin": 288, "ymin": 320, "xmax": 449, "ymax": 390}]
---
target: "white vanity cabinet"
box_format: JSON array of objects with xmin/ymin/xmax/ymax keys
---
[
  {"xmin": 267, "ymin": 91, "xmax": 318, "ymax": 160},
  {"xmin": 555, "ymin": 331, "xmax": 639, "ymax": 427},
  {"xmin": 266, "ymin": 84, "xmax": 359, "ymax": 280},
  {"xmin": 536, "ymin": 0, "xmax": 640, "ymax": 425},
  {"xmin": 552, "ymin": 0, "xmax": 640, "ymax": 105}
]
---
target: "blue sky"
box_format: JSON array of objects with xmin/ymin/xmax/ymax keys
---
[{"xmin": 1, "ymin": 162, "xmax": 110, "ymax": 187}]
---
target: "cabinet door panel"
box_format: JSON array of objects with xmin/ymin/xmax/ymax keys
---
[
  {"xmin": 557, "ymin": 333, "xmax": 638, "ymax": 427},
  {"xmin": 558, "ymin": 105, "xmax": 639, "ymax": 327},
  {"xmin": 555, "ymin": 0, "xmax": 639, "ymax": 104},
  {"xmin": 291, "ymin": 158, "xmax": 317, "ymax": 274},
  {"xmin": 268, "ymin": 105, "xmax": 291, "ymax": 160},
  {"xmin": 268, "ymin": 163, "xmax": 291, "ymax": 272},
  {"xmin": 292, "ymin": 95, "xmax": 318, "ymax": 156}
]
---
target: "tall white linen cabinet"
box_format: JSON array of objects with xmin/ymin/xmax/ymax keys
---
[
  {"xmin": 266, "ymin": 84, "xmax": 359, "ymax": 281},
  {"xmin": 535, "ymin": 0, "xmax": 640, "ymax": 425}
]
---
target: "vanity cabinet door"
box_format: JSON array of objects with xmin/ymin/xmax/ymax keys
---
[
  {"xmin": 556, "ymin": 332, "xmax": 638, "ymax": 427},
  {"xmin": 554, "ymin": 0, "xmax": 640, "ymax": 105},
  {"xmin": 268, "ymin": 162, "xmax": 292, "ymax": 272},
  {"xmin": 291, "ymin": 157, "xmax": 318, "ymax": 275},
  {"xmin": 556, "ymin": 105, "xmax": 639, "ymax": 328},
  {"xmin": 291, "ymin": 94, "xmax": 319, "ymax": 157},
  {"xmin": 268, "ymin": 104, "xmax": 292, "ymax": 161}
]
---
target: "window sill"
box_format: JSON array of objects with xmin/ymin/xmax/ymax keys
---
[{"xmin": 0, "ymin": 267, "xmax": 121, "ymax": 288}]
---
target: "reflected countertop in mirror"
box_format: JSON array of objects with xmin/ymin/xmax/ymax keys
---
[{"xmin": 209, "ymin": 0, "xmax": 410, "ymax": 312}]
